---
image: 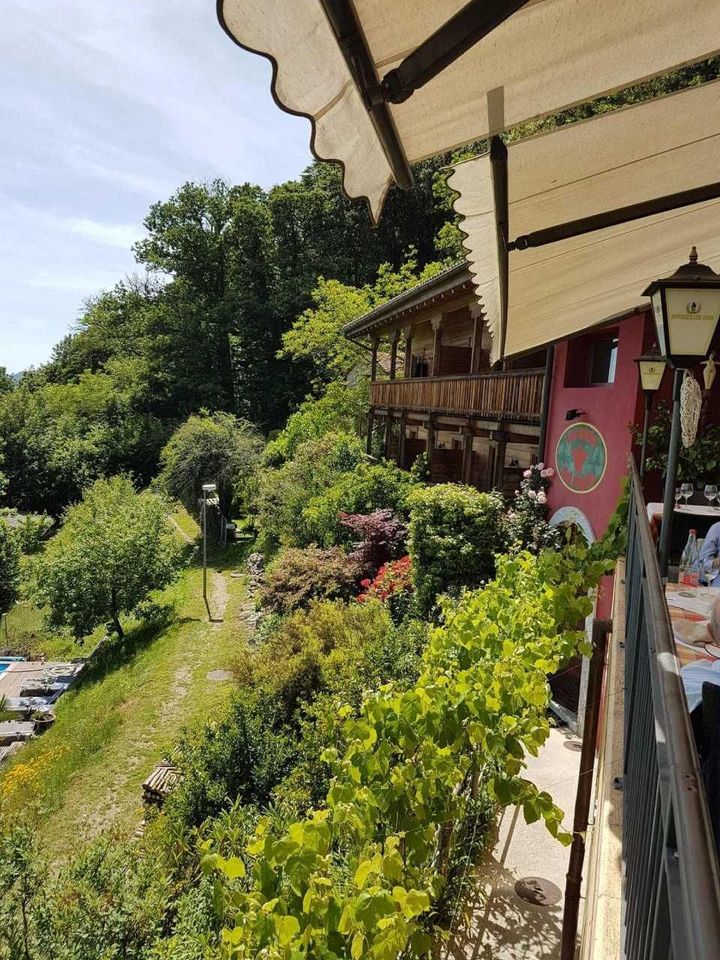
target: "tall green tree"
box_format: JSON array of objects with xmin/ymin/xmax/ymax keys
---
[
  {"xmin": 158, "ymin": 412, "xmax": 263, "ymax": 519},
  {"xmin": 33, "ymin": 476, "xmax": 183, "ymax": 640},
  {"xmin": 0, "ymin": 518, "xmax": 20, "ymax": 617}
]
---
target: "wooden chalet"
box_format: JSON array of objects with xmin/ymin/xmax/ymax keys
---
[{"xmin": 343, "ymin": 263, "xmax": 549, "ymax": 494}]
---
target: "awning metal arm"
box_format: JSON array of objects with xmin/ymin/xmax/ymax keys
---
[
  {"xmin": 509, "ymin": 181, "xmax": 720, "ymax": 251},
  {"xmin": 490, "ymin": 136, "xmax": 510, "ymax": 363},
  {"xmin": 320, "ymin": 0, "xmax": 413, "ymax": 190},
  {"xmin": 382, "ymin": 0, "xmax": 530, "ymax": 104}
]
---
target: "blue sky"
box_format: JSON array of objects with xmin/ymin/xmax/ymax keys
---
[{"xmin": 1, "ymin": 1, "xmax": 312, "ymax": 373}]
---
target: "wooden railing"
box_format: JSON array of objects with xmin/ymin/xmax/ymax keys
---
[{"xmin": 370, "ymin": 369, "xmax": 545, "ymax": 422}]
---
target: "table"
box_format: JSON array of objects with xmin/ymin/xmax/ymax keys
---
[
  {"xmin": 647, "ymin": 502, "xmax": 720, "ymax": 555},
  {"xmin": 666, "ymin": 583, "xmax": 720, "ymax": 666}
]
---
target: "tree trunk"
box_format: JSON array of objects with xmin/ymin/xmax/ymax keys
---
[{"xmin": 110, "ymin": 588, "xmax": 124, "ymax": 640}]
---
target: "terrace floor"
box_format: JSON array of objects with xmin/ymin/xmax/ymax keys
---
[
  {"xmin": 449, "ymin": 725, "xmax": 581, "ymax": 960},
  {"xmin": 0, "ymin": 660, "xmax": 82, "ymax": 704}
]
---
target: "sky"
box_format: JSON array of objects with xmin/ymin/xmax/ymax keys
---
[{"xmin": 1, "ymin": 1, "xmax": 312, "ymax": 373}]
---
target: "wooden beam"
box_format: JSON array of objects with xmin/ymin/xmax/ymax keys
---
[{"xmin": 431, "ymin": 317, "xmax": 443, "ymax": 377}]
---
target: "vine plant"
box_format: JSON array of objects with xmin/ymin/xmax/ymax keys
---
[{"xmin": 204, "ymin": 546, "xmax": 611, "ymax": 959}]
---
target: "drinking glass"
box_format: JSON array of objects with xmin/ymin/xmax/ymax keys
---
[
  {"xmin": 705, "ymin": 484, "xmax": 718, "ymax": 509},
  {"xmin": 701, "ymin": 557, "xmax": 717, "ymax": 597},
  {"xmin": 674, "ymin": 486, "xmax": 682, "ymax": 509},
  {"xmin": 681, "ymin": 482, "xmax": 693, "ymax": 507}
]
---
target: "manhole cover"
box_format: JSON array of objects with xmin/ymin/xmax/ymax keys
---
[{"xmin": 514, "ymin": 877, "xmax": 562, "ymax": 906}]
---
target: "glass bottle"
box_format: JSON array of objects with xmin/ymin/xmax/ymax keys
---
[{"xmin": 680, "ymin": 529, "xmax": 700, "ymax": 588}]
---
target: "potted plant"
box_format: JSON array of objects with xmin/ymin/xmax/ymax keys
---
[{"xmin": 31, "ymin": 709, "xmax": 55, "ymax": 733}]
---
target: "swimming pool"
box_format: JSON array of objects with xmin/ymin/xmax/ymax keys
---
[{"xmin": 0, "ymin": 656, "xmax": 25, "ymax": 674}]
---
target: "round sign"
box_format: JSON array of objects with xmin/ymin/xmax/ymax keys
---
[{"xmin": 555, "ymin": 422, "xmax": 607, "ymax": 494}]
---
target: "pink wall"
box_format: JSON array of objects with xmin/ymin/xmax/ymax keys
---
[{"xmin": 544, "ymin": 311, "xmax": 651, "ymax": 615}]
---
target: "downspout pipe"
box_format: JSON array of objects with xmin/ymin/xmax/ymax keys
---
[{"xmin": 537, "ymin": 344, "xmax": 554, "ymax": 463}]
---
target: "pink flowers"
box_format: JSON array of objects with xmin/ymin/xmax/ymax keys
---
[
  {"xmin": 537, "ymin": 490, "xmax": 547, "ymax": 505},
  {"xmin": 527, "ymin": 489, "xmax": 537, "ymax": 500},
  {"xmin": 540, "ymin": 468, "xmax": 554, "ymax": 478},
  {"xmin": 523, "ymin": 469, "xmax": 532, "ymax": 478}
]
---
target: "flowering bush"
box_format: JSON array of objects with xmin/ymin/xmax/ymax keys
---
[
  {"xmin": 340, "ymin": 509, "xmax": 407, "ymax": 575},
  {"xmin": 259, "ymin": 546, "xmax": 361, "ymax": 615},
  {"xmin": 503, "ymin": 462, "xmax": 563, "ymax": 553},
  {"xmin": 357, "ymin": 555, "xmax": 413, "ymax": 622}
]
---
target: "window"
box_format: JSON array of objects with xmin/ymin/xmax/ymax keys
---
[
  {"xmin": 564, "ymin": 329, "xmax": 620, "ymax": 387},
  {"xmin": 590, "ymin": 336, "xmax": 618, "ymax": 384}
]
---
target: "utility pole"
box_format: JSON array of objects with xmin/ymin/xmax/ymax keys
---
[{"xmin": 201, "ymin": 482, "xmax": 217, "ymax": 619}]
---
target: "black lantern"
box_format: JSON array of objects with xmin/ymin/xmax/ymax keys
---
[
  {"xmin": 633, "ymin": 347, "xmax": 667, "ymax": 481},
  {"xmin": 642, "ymin": 247, "xmax": 720, "ymax": 369},
  {"xmin": 643, "ymin": 248, "xmax": 720, "ymax": 577}
]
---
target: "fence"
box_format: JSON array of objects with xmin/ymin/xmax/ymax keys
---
[{"xmin": 623, "ymin": 459, "xmax": 720, "ymax": 958}]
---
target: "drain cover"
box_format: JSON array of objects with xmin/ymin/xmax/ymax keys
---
[{"xmin": 514, "ymin": 877, "xmax": 562, "ymax": 906}]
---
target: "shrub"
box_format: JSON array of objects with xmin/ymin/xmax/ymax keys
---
[
  {"xmin": 302, "ymin": 460, "xmax": 417, "ymax": 547},
  {"xmin": 168, "ymin": 601, "xmax": 425, "ymax": 832},
  {"xmin": 256, "ymin": 432, "xmax": 365, "ymax": 548},
  {"xmin": 407, "ymin": 483, "xmax": 505, "ymax": 615},
  {"xmin": 357, "ymin": 555, "xmax": 414, "ymax": 623},
  {"xmin": 504, "ymin": 462, "xmax": 563, "ymax": 553},
  {"xmin": 165, "ymin": 693, "xmax": 298, "ymax": 831},
  {"xmin": 341, "ymin": 509, "xmax": 407, "ymax": 574},
  {"xmin": 259, "ymin": 545, "xmax": 360, "ymax": 615}
]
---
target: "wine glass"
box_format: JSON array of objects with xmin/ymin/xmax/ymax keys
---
[
  {"xmin": 674, "ymin": 486, "xmax": 682, "ymax": 509},
  {"xmin": 705, "ymin": 484, "xmax": 718, "ymax": 510},
  {"xmin": 681, "ymin": 482, "xmax": 693, "ymax": 507}
]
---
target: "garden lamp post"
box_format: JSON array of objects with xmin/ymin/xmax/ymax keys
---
[
  {"xmin": 633, "ymin": 347, "xmax": 667, "ymax": 481},
  {"xmin": 201, "ymin": 482, "xmax": 217, "ymax": 616},
  {"xmin": 642, "ymin": 247, "xmax": 720, "ymax": 577}
]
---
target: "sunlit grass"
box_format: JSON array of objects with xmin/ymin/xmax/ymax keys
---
[{"xmin": 0, "ymin": 516, "xmax": 251, "ymax": 862}]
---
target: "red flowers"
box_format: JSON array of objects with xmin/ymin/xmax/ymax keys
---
[{"xmin": 357, "ymin": 555, "xmax": 412, "ymax": 604}]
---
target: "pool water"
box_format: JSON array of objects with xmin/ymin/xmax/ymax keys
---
[{"xmin": 0, "ymin": 657, "xmax": 24, "ymax": 674}]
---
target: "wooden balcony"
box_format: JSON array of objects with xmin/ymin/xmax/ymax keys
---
[{"xmin": 370, "ymin": 369, "xmax": 545, "ymax": 423}]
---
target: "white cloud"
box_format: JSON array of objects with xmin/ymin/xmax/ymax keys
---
[{"xmin": 66, "ymin": 218, "xmax": 144, "ymax": 250}]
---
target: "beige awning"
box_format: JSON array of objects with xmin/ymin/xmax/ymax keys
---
[
  {"xmin": 449, "ymin": 80, "xmax": 720, "ymax": 362},
  {"xmin": 218, "ymin": 0, "xmax": 720, "ymax": 220}
]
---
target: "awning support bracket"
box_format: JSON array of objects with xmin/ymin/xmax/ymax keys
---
[
  {"xmin": 490, "ymin": 136, "xmax": 510, "ymax": 363},
  {"xmin": 320, "ymin": 0, "xmax": 413, "ymax": 190},
  {"xmin": 509, "ymin": 181, "xmax": 720, "ymax": 251},
  {"xmin": 382, "ymin": 0, "xmax": 531, "ymax": 104}
]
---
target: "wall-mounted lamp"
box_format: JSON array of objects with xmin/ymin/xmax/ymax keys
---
[{"xmin": 565, "ymin": 408, "xmax": 586, "ymax": 421}]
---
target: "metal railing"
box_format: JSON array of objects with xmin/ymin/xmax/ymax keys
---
[{"xmin": 623, "ymin": 459, "xmax": 720, "ymax": 958}]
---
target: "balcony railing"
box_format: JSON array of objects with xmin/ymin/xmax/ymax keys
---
[
  {"xmin": 369, "ymin": 369, "xmax": 545, "ymax": 422},
  {"xmin": 623, "ymin": 459, "xmax": 720, "ymax": 958}
]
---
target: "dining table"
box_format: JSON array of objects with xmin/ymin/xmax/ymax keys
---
[
  {"xmin": 665, "ymin": 583, "xmax": 720, "ymax": 711},
  {"xmin": 647, "ymin": 501, "xmax": 720, "ymax": 554}
]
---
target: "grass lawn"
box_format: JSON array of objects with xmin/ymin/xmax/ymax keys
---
[{"xmin": 0, "ymin": 510, "xmax": 252, "ymax": 862}]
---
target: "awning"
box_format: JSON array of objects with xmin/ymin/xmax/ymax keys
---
[
  {"xmin": 448, "ymin": 80, "xmax": 720, "ymax": 362},
  {"xmin": 218, "ymin": 1, "xmax": 720, "ymax": 220}
]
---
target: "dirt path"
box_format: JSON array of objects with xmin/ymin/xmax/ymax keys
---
[{"xmin": 210, "ymin": 568, "xmax": 229, "ymax": 626}]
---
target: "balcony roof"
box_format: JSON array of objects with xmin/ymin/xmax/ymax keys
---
[
  {"xmin": 217, "ymin": 0, "xmax": 720, "ymax": 222},
  {"xmin": 343, "ymin": 262, "xmax": 475, "ymax": 340}
]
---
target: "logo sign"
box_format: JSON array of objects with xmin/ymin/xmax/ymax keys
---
[
  {"xmin": 555, "ymin": 422, "xmax": 607, "ymax": 494},
  {"xmin": 687, "ymin": 300, "xmax": 701, "ymax": 314}
]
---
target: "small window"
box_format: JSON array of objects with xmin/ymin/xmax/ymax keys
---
[{"xmin": 589, "ymin": 336, "xmax": 618, "ymax": 384}]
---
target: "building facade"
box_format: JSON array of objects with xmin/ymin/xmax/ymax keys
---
[{"xmin": 344, "ymin": 264, "xmax": 548, "ymax": 495}]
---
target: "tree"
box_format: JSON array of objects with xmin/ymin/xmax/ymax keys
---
[
  {"xmin": 279, "ymin": 256, "xmax": 445, "ymax": 388},
  {"xmin": 158, "ymin": 412, "xmax": 263, "ymax": 520},
  {"xmin": 0, "ymin": 518, "xmax": 20, "ymax": 617},
  {"xmin": 33, "ymin": 476, "xmax": 183, "ymax": 640}
]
